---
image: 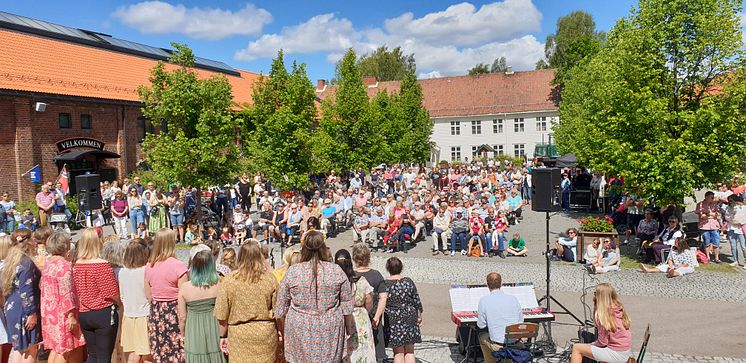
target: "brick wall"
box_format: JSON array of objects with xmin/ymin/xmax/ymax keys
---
[{"xmin": 0, "ymin": 95, "xmax": 144, "ymax": 201}]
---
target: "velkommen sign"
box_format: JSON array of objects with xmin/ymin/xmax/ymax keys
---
[{"xmin": 56, "ymin": 137, "xmax": 105, "ymax": 152}]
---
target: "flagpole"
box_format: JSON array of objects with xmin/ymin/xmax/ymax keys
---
[{"xmin": 21, "ymin": 164, "xmax": 39, "ymax": 177}]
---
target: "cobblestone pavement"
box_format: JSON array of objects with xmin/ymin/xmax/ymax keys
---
[
  {"xmin": 391, "ymin": 336, "xmax": 746, "ymax": 363},
  {"xmin": 365, "ymin": 254, "xmax": 746, "ymax": 303}
]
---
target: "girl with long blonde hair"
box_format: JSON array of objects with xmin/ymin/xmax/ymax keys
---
[
  {"xmin": 2, "ymin": 229, "xmax": 42, "ymax": 363},
  {"xmin": 144, "ymin": 228, "xmax": 187, "ymax": 363},
  {"xmin": 214, "ymin": 242, "xmax": 279, "ymax": 363},
  {"xmin": 571, "ymin": 283, "xmax": 631, "ymax": 363}
]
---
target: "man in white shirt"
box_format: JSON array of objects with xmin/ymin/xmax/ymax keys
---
[{"xmin": 477, "ymin": 272, "xmax": 523, "ymax": 363}]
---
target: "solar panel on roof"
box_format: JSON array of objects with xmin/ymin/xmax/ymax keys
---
[
  {"xmin": 195, "ymin": 57, "xmax": 235, "ymax": 73},
  {"xmin": 97, "ymin": 34, "xmax": 172, "ymax": 58},
  {"xmin": 0, "ymin": 11, "xmax": 99, "ymax": 42}
]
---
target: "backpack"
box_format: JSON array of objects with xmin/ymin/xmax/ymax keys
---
[
  {"xmin": 696, "ymin": 249, "xmax": 709, "ymax": 265},
  {"xmin": 470, "ymin": 244, "xmax": 482, "ymax": 257}
]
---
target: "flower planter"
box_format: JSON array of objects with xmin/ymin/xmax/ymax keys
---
[{"xmin": 577, "ymin": 231, "xmax": 619, "ymax": 264}]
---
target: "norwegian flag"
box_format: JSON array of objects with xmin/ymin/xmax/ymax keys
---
[{"xmin": 57, "ymin": 165, "xmax": 70, "ymax": 195}]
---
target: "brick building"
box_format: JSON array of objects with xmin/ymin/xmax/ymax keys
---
[{"xmin": 0, "ymin": 11, "xmax": 258, "ymax": 201}]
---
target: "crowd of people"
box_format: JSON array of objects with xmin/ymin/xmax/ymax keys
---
[
  {"xmin": 0, "ymin": 224, "xmax": 430, "ymax": 363},
  {"xmin": 1, "ymin": 160, "xmax": 744, "ymax": 363}
]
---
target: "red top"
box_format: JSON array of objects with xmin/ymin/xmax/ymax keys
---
[{"xmin": 72, "ymin": 262, "xmax": 119, "ymax": 312}]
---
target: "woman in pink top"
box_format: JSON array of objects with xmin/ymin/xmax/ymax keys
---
[
  {"xmin": 571, "ymin": 283, "xmax": 631, "ymax": 363},
  {"xmin": 145, "ymin": 229, "xmax": 188, "ymax": 363}
]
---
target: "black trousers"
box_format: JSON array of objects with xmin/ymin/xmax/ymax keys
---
[
  {"xmin": 79, "ymin": 306, "xmax": 119, "ymax": 363},
  {"xmin": 240, "ymin": 193, "xmax": 251, "ymax": 212}
]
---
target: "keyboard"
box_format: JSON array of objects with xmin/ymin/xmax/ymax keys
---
[{"xmin": 451, "ymin": 308, "xmax": 555, "ymax": 326}]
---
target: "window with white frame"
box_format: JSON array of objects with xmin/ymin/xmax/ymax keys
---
[
  {"xmin": 472, "ymin": 145, "xmax": 479, "ymax": 156},
  {"xmin": 493, "ymin": 144, "xmax": 504, "ymax": 155},
  {"xmin": 492, "ymin": 119, "xmax": 503, "ymax": 133},
  {"xmin": 450, "ymin": 146, "xmax": 462, "ymax": 161},
  {"xmin": 536, "ymin": 116, "xmax": 547, "ymax": 131},
  {"xmin": 471, "ymin": 120, "xmax": 481, "ymax": 134},
  {"xmin": 450, "ymin": 121, "xmax": 461, "ymax": 135},
  {"xmin": 513, "ymin": 144, "xmax": 525, "ymax": 157},
  {"xmin": 513, "ymin": 118, "xmax": 524, "ymax": 132}
]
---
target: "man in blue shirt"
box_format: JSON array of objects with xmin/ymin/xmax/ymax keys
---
[
  {"xmin": 321, "ymin": 199, "xmax": 337, "ymax": 236},
  {"xmin": 477, "ymin": 272, "xmax": 523, "ymax": 363}
]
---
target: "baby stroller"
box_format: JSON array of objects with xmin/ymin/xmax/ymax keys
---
[{"xmin": 49, "ymin": 212, "xmax": 70, "ymax": 233}]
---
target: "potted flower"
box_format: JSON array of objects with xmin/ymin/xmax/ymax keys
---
[{"xmin": 577, "ymin": 216, "xmax": 618, "ymax": 263}]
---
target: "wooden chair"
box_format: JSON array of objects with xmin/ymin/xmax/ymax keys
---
[
  {"xmin": 492, "ymin": 322, "xmax": 540, "ymax": 362},
  {"xmin": 627, "ymin": 324, "xmax": 651, "ymax": 363}
]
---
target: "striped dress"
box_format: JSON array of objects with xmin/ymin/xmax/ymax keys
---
[{"xmin": 275, "ymin": 261, "xmax": 353, "ymax": 362}]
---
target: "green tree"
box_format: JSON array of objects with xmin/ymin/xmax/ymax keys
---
[
  {"xmin": 468, "ymin": 57, "xmax": 508, "ymax": 75},
  {"xmin": 535, "ymin": 59, "xmax": 550, "ymax": 70},
  {"xmin": 544, "ymin": 10, "xmax": 605, "ymax": 87},
  {"xmin": 357, "ymin": 46, "xmax": 416, "ymax": 82},
  {"xmin": 554, "ymin": 0, "xmax": 746, "ymax": 205},
  {"xmin": 468, "ymin": 63, "xmax": 491, "ymax": 75},
  {"xmin": 138, "ymin": 42, "xmax": 241, "ymax": 188},
  {"xmin": 314, "ymin": 49, "xmax": 383, "ymax": 171},
  {"xmin": 490, "ymin": 57, "xmax": 508, "ymax": 73},
  {"xmin": 394, "ymin": 73, "xmax": 433, "ymax": 163},
  {"xmin": 246, "ymin": 50, "xmax": 316, "ymax": 190}
]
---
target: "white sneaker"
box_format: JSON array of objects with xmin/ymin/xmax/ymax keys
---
[
  {"xmin": 450, "ymin": 250, "xmax": 455, "ymax": 256},
  {"xmin": 729, "ymin": 262, "xmax": 738, "ymax": 267},
  {"xmin": 461, "ymin": 250, "xmax": 467, "ymax": 256}
]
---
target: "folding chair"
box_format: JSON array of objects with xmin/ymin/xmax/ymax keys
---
[
  {"xmin": 627, "ymin": 324, "xmax": 651, "ymax": 363},
  {"xmin": 492, "ymin": 322, "xmax": 539, "ymax": 363}
]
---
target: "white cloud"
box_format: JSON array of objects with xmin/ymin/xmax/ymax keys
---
[
  {"xmin": 419, "ymin": 70, "xmax": 442, "ymax": 79},
  {"xmin": 383, "ymin": 0, "xmax": 541, "ymax": 46},
  {"xmin": 235, "ymin": 14, "xmax": 374, "ymax": 61},
  {"xmin": 234, "ymin": 0, "xmax": 545, "ymax": 76},
  {"xmin": 113, "ymin": 1, "xmax": 272, "ymax": 40}
]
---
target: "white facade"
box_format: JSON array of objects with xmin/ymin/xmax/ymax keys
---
[{"xmin": 429, "ymin": 110, "xmax": 558, "ymax": 163}]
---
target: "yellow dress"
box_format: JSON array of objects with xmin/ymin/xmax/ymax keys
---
[{"xmin": 214, "ymin": 272, "xmax": 279, "ymax": 363}]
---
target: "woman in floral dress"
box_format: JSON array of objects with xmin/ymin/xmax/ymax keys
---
[
  {"xmin": 40, "ymin": 232, "xmax": 85, "ymax": 363},
  {"xmin": 383, "ymin": 257, "xmax": 423, "ymax": 363},
  {"xmin": 145, "ymin": 229, "xmax": 187, "ymax": 363},
  {"xmin": 334, "ymin": 249, "xmax": 376, "ymax": 363},
  {"xmin": 1, "ymin": 229, "xmax": 42, "ymax": 363},
  {"xmin": 275, "ymin": 231, "xmax": 354, "ymax": 362}
]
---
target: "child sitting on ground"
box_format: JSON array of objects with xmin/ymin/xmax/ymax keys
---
[
  {"xmin": 506, "ymin": 233, "xmax": 528, "ymax": 257},
  {"xmin": 219, "ymin": 226, "xmax": 233, "ymax": 246},
  {"xmin": 205, "ymin": 226, "xmax": 217, "ymax": 241},
  {"xmin": 184, "ymin": 223, "xmax": 201, "ymax": 245},
  {"xmin": 132, "ymin": 222, "xmax": 149, "ymax": 240},
  {"xmin": 232, "ymin": 206, "xmax": 251, "ymax": 244}
]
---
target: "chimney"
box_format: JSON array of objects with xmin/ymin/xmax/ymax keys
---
[
  {"xmin": 362, "ymin": 76, "xmax": 378, "ymax": 87},
  {"xmin": 316, "ymin": 79, "xmax": 326, "ymax": 90},
  {"xmin": 505, "ymin": 66, "xmax": 514, "ymax": 75}
]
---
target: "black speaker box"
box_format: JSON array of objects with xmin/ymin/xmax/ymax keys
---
[
  {"xmin": 75, "ymin": 174, "xmax": 102, "ymax": 210},
  {"xmin": 532, "ymin": 168, "xmax": 561, "ymax": 212}
]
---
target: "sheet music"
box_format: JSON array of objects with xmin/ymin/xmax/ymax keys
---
[
  {"xmin": 449, "ymin": 286, "xmax": 489, "ymax": 311},
  {"xmin": 502, "ymin": 285, "xmax": 539, "ymax": 309}
]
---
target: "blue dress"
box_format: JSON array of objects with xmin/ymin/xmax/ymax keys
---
[{"xmin": 3, "ymin": 256, "xmax": 42, "ymax": 350}]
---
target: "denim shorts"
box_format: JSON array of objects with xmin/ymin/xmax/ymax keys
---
[
  {"xmin": 701, "ymin": 229, "xmax": 720, "ymax": 247},
  {"xmin": 170, "ymin": 213, "xmax": 184, "ymax": 227}
]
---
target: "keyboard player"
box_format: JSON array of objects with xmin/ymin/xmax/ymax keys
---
[{"xmin": 477, "ymin": 272, "xmax": 523, "ymax": 363}]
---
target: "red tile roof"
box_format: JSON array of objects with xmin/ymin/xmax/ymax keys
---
[
  {"xmin": 316, "ymin": 69, "xmax": 557, "ymax": 117},
  {"xmin": 0, "ymin": 29, "xmax": 259, "ymax": 106}
]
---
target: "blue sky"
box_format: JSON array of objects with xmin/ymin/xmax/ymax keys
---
[{"xmin": 0, "ymin": 0, "xmax": 736, "ymax": 81}]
